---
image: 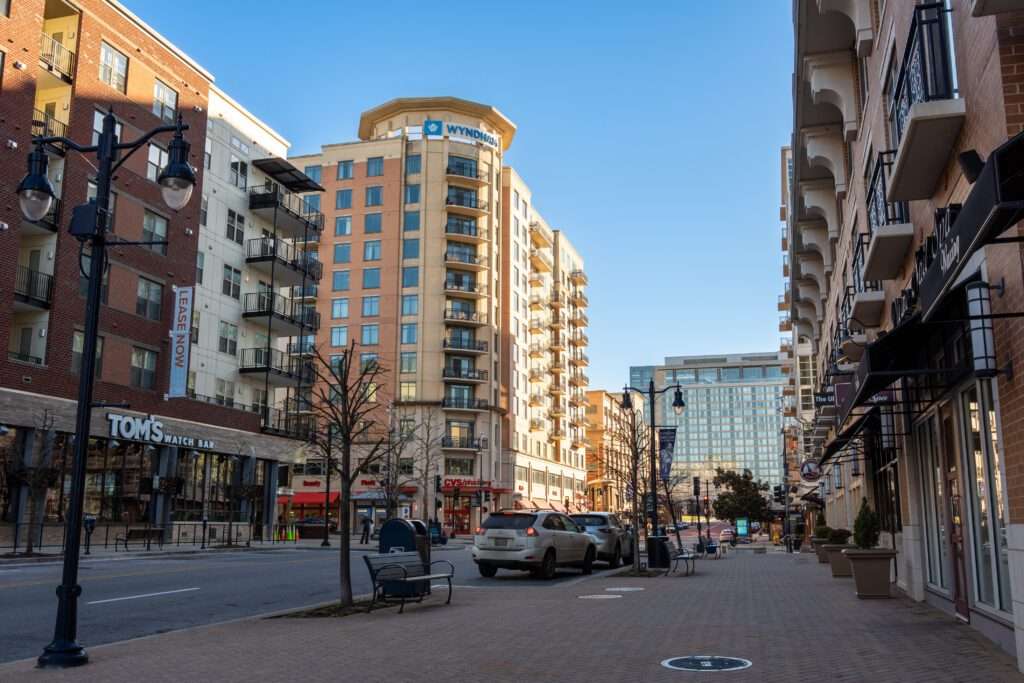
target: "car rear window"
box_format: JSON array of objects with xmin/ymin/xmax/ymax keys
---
[
  {"xmin": 571, "ymin": 515, "xmax": 607, "ymax": 527},
  {"xmin": 483, "ymin": 514, "xmax": 536, "ymax": 530}
]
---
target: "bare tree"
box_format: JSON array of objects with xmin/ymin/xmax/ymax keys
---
[
  {"xmin": 377, "ymin": 405, "xmax": 417, "ymax": 520},
  {"xmin": 603, "ymin": 404, "xmax": 650, "ymax": 572},
  {"xmin": 412, "ymin": 404, "xmax": 445, "ymax": 524},
  {"xmin": 307, "ymin": 341, "xmax": 389, "ymax": 608},
  {"xmin": 19, "ymin": 411, "xmax": 60, "ymax": 555}
]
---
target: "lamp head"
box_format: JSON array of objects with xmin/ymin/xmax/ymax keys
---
[
  {"xmin": 620, "ymin": 389, "xmax": 633, "ymax": 411},
  {"xmin": 17, "ymin": 145, "xmax": 55, "ymax": 222},
  {"xmin": 158, "ymin": 125, "xmax": 196, "ymax": 210},
  {"xmin": 672, "ymin": 388, "xmax": 686, "ymax": 416}
]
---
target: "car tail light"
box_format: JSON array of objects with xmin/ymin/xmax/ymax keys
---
[{"xmin": 525, "ymin": 527, "xmax": 538, "ymax": 537}]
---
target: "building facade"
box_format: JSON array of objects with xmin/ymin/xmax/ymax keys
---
[
  {"xmin": 584, "ymin": 390, "xmax": 644, "ymax": 516},
  {"xmin": 0, "ymin": 0, "xmax": 309, "ymax": 550},
  {"xmin": 785, "ymin": 0, "xmax": 1024, "ymax": 668}
]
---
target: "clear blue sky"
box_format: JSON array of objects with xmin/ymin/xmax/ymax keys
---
[{"xmin": 127, "ymin": 0, "xmax": 793, "ymax": 392}]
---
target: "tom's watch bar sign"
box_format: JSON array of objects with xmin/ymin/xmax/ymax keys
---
[{"xmin": 106, "ymin": 413, "xmax": 215, "ymax": 450}]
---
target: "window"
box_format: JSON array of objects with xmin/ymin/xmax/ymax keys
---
[
  {"xmin": 403, "ymin": 238, "xmax": 419, "ymax": 259},
  {"xmin": 402, "ymin": 266, "xmax": 418, "ymax": 288},
  {"xmin": 0, "ymin": 2, "xmax": 8, "ymax": 17},
  {"xmin": 361, "ymin": 353, "xmax": 378, "ymax": 370},
  {"xmin": 136, "ymin": 277, "xmax": 162, "ymax": 320},
  {"xmin": 404, "ymin": 211, "xmax": 420, "ymax": 232},
  {"xmin": 330, "ymin": 326, "xmax": 348, "ymax": 347},
  {"xmin": 71, "ymin": 331, "xmax": 103, "ymax": 378},
  {"xmin": 359, "ymin": 241, "xmax": 379, "ymax": 262},
  {"xmin": 215, "ymin": 378, "xmax": 235, "ymax": 407},
  {"xmin": 196, "ymin": 251, "xmax": 204, "ymax": 285},
  {"xmin": 131, "ymin": 347, "xmax": 157, "ymax": 389},
  {"xmin": 333, "ymin": 243, "xmax": 351, "ymax": 263},
  {"xmin": 91, "ymin": 110, "xmax": 123, "ymax": 146},
  {"xmin": 153, "ymin": 79, "xmax": 178, "ymax": 123},
  {"xmin": 200, "ymin": 195, "xmax": 208, "ymax": 226},
  {"xmin": 362, "ymin": 296, "xmax": 380, "ymax": 317},
  {"xmin": 304, "ymin": 195, "xmax": 320, "ymax": 213},
  {"xmin": 361, "ymin": 324, "xmax": 379, "ymax": 345},
  {"xmin": 230, "ymin": 136, "xmax": 249, "ymax": 155},
  {"xmin": 401, "ymin": 294, "xmax": 418, "ymax": 316},
  {"xmin": 229, "ymin": 154, "xmax": 247, "ymax": 189},
  {"xmin": 401, "ymin": 323, "xmax": 417, "ymax": 344},
  {"xmin": 335, "ymin": 216, "xmax": 352, "ymax": 236},
  {"xmin": 337, "ymin": 160, "xmax": 353, "ymax": 180},
  {"xmin": 332, "ymin": 270, "xmax": 350, "ymax": 291},
  {"xmin": 446, "ymin": 458, "xmax": 474, "ymax": 476},
  {"xmin": 142, "ymin": 211, "xmax": 167, "ymax": 255},
  {"xmin": 362, "ymin": 268, "xmax": 381, "ymax": 289},
  {"xmin": 367, "ymin": 156, "xmax": 384, "ymax": 176},
  {"xmin": 304, "ymin": 164, "xmax": 321, "ymax": 183},
  {"xmin": 400, "ymin": 352, "xmax": 416, "ymax": 373},
  {"xmin": 331, "ymin": 298, "xmax": 349, "ymax": 319},
  {"xmin": 400, "ymin": 382, "xmax": 416, "ymax": 401},
  {"xmin": 204, "ymin": 137, "xmax": 212, "ymax": 170},
  {"xmin": 218, "ymin": 321, "xmax": 238, "ymax": 355},
  {"xmin": 146, "ymin": 144, "xmax": 169, "ymax": 183},
  {"xmin": 222, "ymin": 266, "xmax": 241, "ymax": 299},
  {"xmin": 405, "ymin": 184, "xmax": 420, "ymax": 204},
  {"xmin": 226, "ymin": 209, "xmax": 245, "ymax": 245},
  {"xmin": 336, "ymin": 189, "xmax": 352, "ymax": 210},
  {"xmin": 364, "ymin": 213, "xmax": 382, "ymax": 233},
  {"xmin": 99, "ymin": 42, "xmax": 128, "ymax": 92},
  {"xmin": 365, "ymin": 186, "xmax": 383, "ymax": 206},
  {"xmin": 405, "ymin": 154, "xmax": 421, "ymax": 175}
]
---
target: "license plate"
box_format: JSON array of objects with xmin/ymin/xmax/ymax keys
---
[{"xmin": 494, "ymin": 538, "xmax": 508, "ymax": 547}]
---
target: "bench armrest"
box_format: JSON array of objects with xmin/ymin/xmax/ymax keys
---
[
  {"xmin": 374, "ymin": 563, "xmax": 410, "ymax": 582},
  {"xmin": 430, "ymin": 560, "xmax": 455, "ymax": 576}
]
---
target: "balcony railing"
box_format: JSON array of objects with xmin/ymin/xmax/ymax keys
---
[
  {"xmin": 441, "ymin": 397, "xmax": 489, "ymax": 410},
  {"xmin": 851, "ymin": 234, "xmax": 880, "ymax": 295},
  {"xmin": 443, "ymin": 337, "xmax": 487, "ymax": 352},
  {"xmin": 570, "ymin": 270, "xmax": 588, "ymax": 286},
  {"xmin": 239, "ymin": 348, "xmax": 313, "ymax": 382},
  {"xmin": 246, "ymin": 237, "xmax": 323, "ymax": 281},
  {"xmin": 262, "ymin": 406, "xmax": 315, "ymax": 440},
  {"xmin": 442, "ymin": 436, "xmax": 488, "ymax": 450},
  {"xmin": 248, "ymin": 184, "xmax": 325, "ymax": 233},
  {"xmin": 890, "ymin": 3, "xmax": 956, "ymax": 148},
  {"xmin": 446, "ymin": 194, "xmax": 486, "ymax": 211},
  {"xmin": 286, "ymin": 339, "xmax": 315, "ymax": 355},
  {"xmin": 444, "ymin": 308, "xmax": 486, "ymax": 324},
  {"xmin": 8, "ymin": 351, "xmax": 44, "ymax": 365},
  {"xmin": 445, "ymin": 217, "xmax": 482, "ymax": 239},
  {"xmin": 446, "ymin": 162, "xmax": 487, "ymax": 181},
  {"xmin": 14, "ymin": 266, "xmax": 54, "ymax": 305},
  {"xmin": 31, "ymin": 108, "xmax": 69, "ymax": 142},
  {"xmin": 445, "ymin": 250, "xmax": 484, "ymax": 266},
  {"xmin": 39, "ymin": 34, "xmax": 75, "ymax": 81},
  {"xmin": 444, "ymin": 279, "xmax": 484, "ymax": 295},
  {"xmin": 29, "ymin": 197, "xmax": 62, "ymax": 231},
  {"xmin": 866, "ymin": 151, "xmax": 909, "ymax": 235},
  {"xmin": 241, "ymin": 292, "xmax": 320, "ymax": 331},
  {"xmin": 442, "ymin": 367, "xmax": 488, "ymax": 381}
]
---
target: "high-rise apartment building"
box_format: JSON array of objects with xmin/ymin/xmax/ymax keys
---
[{"xmin": 289, "ymin": 98, "xmax": 590, "ymax": 533}]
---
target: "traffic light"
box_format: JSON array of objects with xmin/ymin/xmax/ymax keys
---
[
  {"xmin": 435, "ymin": 474, "xmax": 442, "ymax": 493},
  {"xmin": 693, "ymin": 476, "xmax": 700, "ymax": 497},
  {"xmin": 772, "ymin": 485, "xmax": 784, "ymax": 503},
  {"xmin": 484, "ymin": 491, "xmax": 491, "ymax": 503}
]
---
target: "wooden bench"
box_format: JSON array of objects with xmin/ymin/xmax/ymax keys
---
[
  {"xmin": 363, "ymin": 551, "xmax": 455, "ymax": 613},
  {"xmin": 114, "ymin": 526, "xmax": 164, "ymax": 551}
]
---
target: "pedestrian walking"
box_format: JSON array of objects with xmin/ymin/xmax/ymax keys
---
[{"xmin": 359, "ymin": 515, "xmax": 371, "ymax": 544}]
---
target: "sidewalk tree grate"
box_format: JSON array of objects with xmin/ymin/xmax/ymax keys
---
[
  {"xmin": 577, "ymin": 594, "xmax": 621, "ymax": 599},
  {"xmin": 661, "ymin": 656, "xmax": 752, "ymax": 672},
  {"xmin": 605, "ymin": 587, "xmax": 644, "ymax": 592}
]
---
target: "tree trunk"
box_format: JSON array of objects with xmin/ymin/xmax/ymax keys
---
[
  {"xmin": 662, "ymin": 480, "xmax": 683, "ymax": 549},
  {"xmin": 338, "ymin": 444, "xmax": 354, "ymax": 608}
]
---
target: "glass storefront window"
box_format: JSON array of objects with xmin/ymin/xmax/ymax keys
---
[{"xmin": 916, "ymin": 417, "xmax": 948, "ymax": 590}]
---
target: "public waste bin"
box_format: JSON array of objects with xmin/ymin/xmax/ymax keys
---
[
  {"xmin": 378, "ymin": 518, "xmax": 429, "ymax": 563},
  {"xmin": 647, "ymin": 535, "xmax": 671, "ymax": 569}
]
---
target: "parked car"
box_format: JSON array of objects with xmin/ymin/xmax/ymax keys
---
[
  {"xmin": 675, "ymin": 522, "xmax": 690, "ymax": 531},
  {"xmin": 473, "ymin": 510, "xmax": 598, "ymax": 579},
  {"xmin": 570, "ymin": 512, "xmax": 633, "ymax": 567},
  {"xmin": 719, "ymin": 527, "xmax": 736, "ymax": 545}
]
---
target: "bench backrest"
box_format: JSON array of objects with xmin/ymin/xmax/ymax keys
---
[{"xmin": 364, "ymin": 552, "xmax": 425, "ymax": 580}]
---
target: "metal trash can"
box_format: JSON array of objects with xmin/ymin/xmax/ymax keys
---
[
  {"xmin": 378, "ymin": 518, "xmax": 429, "ymax": 563},
  {"xmin": 648, "ymin": 535, "xmax": 671, "ymax": 569}
]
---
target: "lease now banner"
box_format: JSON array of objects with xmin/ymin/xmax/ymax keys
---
[
  {"xmin": 167, "ymin": 286, "xmax": 193, "ymax": 398},
  {"xmin": 658, "ymin": 428, "xmax": 677, "ymax": 482}
]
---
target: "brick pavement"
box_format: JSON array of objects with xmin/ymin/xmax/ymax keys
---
[{"xmin": 1, "ymin": 550, "xmax": 1021, "ymax": 682}]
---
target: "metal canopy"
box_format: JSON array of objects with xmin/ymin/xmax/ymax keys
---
[{"xmin": 252, "ymin": 157, "xmax": 324, "ymax": 193}]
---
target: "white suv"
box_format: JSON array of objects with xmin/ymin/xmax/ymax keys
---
[{"xmin": 473, "ymin": 510, "xmax": 598, "ymax": 579}]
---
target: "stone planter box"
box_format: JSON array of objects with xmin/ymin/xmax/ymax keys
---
[
  {"xmin": 823, "ymin": 544, "xmax": 856, "ymax": 577},
  {"xmin": 812, "ymin": 538, "xmax": 830, "ymax": 563},
  {"xmin": 844, "ymin": 548, "xmax": 896, "ymax": 598}
]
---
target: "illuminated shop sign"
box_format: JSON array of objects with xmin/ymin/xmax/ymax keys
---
[
  {"xmin": 423, "ymin": 119, "xmax": 499, "ymax": 149},
  {"xmin": 106, "ymin": 413, "xmax": 215, "ymax": 450}
]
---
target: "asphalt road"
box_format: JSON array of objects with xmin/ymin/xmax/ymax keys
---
[{"xmin": 0, "ymin": 544, "xmax": 618, "ymax": 664}]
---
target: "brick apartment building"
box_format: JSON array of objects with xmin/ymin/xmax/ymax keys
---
[{"xmin": 784, "ymin": 0, "xmax": 1024, "ymax": 669}]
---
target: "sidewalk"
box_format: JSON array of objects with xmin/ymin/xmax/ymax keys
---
[{"xmin": 3, "ymin": 548, "xmax": 1021, "ymax": 681}]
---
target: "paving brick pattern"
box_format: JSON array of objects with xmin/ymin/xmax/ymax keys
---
[{"xmin": 2, "ymin": 550, "xmax": 1022, "ymax": 682}]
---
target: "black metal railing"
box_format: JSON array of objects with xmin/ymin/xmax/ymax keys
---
[
  {"xmin": 14, "ymin": 266, "xmax": 54, "ymax": 304},
  {"xmin": 446, "ymin": 193, "xmax": 485, "ymax": 211},
  {"xmin": 241, "ymin": 292, "xmax": 321, "ymax": 331},
  {"xmin": 442, "ymin": 367, "xmax": 488, "ymax": 381},
  {"xmin": 248, "ymin": 184, "xmax": 325, "ymax": 233},
  {"xmin": 286, "ymin": 338, "xmax": 315, "ymax": 355},
  {"xmin": 445, "ymin": 250, "xmax": 484, "ymax": 266},
  {"xmin": 245, "ymin": 237, "xmax": 323, "ymax": 281},
  {"xmin": 289, "ymin": 284, "xmax": 319, "ymax": 298},
  {"xmin": 31, "ymin": 197, "xmax": 62, "ymax": 230},
  {"xmin": 262, "ymin": 406, "xmax": 315, "ymax": 440},
  {"xmin": 31, "ymin": 108, "xmax": 69, "ymax": 141},
  {"xmin": 7, "ymin": 351, "xmax": 44, "ymax": 365},
  {"xmin": 444, "ymin": 308, "xmax": 485, "ymax": 324},
  {"xmin": 890, "ymin": 2, "xmax": 956, "ymax": 147},
  {"xmin": 39, "ymin": 33, "xmax": 75, "ymax": 81},
  {"xmin": 441, "ymin": 436, "xmax": 487, "ymax": 450},
  {"xmin": 444, "ymin": 279, "xmax": 483, "ymax": 295},
  {"xmin": 239, "ymin": 348, "xmax": 313, "ymax": 382},
  {"xmin": 441, "ymin": 397, "xmax": 489, "ymax": 410},
  {"xmin": 443, "ymin": 338, "xmax": 487, "ymax": 352},
  {"xmin": 851, "ymin": 234, "xmax": 880, "ymax": 294},
  {"xmin": 866, "ymin": 150, "xmax": 910, "ymax": 235},
  {"xmin": 445, "ymin": 217, "xmax": 481, "ymax": 238},
  {"xmin": 446, "ymin": 162, "xmax": 486, "ymax": 180}
]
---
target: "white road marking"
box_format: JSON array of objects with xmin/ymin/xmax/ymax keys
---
[
  {"xmin": 87, "ymin": 587, "xmax": 200, "ymax": 605},
  {"xmin": 577, "ymin": 594, "xmax": 621, "ymax": 599},
  {"xmin": 431, "ymin": 584, "xmax": 476, "ymax": 589}
]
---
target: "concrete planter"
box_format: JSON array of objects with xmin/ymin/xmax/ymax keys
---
[
  {"xmin": 823, "ymin": 544, "xmax": 856, "ymax": 577},
  {"xmin": 812, "ymin": 538, "xmax": 830, "ymax": 563},
  {"xmin": 843, "ymin": 549, "xmax": 896, "ymax": 598}
]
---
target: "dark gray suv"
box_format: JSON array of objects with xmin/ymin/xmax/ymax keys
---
[{"xmin": 570, "ymin": 513, "xmax": 633, "ymax": 567}]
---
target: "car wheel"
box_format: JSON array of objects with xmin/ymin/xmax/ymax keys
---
[
  {"xmin": 608, "ymin": 543, "xmax": 622, "ymax": 569},
  {"xmin": 581, "ymin": 546, "xmax": 595, "ymax": 575},
  {"xmin": 541, "ymin": 549, "xmax": 557, "ymax": 580},
  {"xmin": 478, "ymin": 563, "xmax": 498, "ymax": 578}
]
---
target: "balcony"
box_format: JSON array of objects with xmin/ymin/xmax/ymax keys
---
[
  {"xmin": 571, "ymin": 291, "xmax": 589, "ymax": 307},
  {"xmin": 530, "ymin": 248, "xmax": 553, "ymax": 273},
  {"xmin": 550, "ymin": 292, "xmax": 567, "ymax": 308},
  {"xmin": 887, "ymin": 3, "xmax": 965, "ymax": 201},
  {"xmin": 22, "ymin": 197, "xmax": 61, "ymax": 236},
  {"xmin": 569, "ymin": 332, "xmax": 588, "ymax": 347},
  {"xmin": 442, "ymin": 436, "xmax": 488, "ymax": 450},
  {"xmin": 530, "ymin": 221, "xmax": 554, "ymax": 249},
  {"xmin": 528, "ymin": 393, "xmax": 545, "ymax": 407},
  {"xmin": 13, "ymin": 266, "xmax": 54, "ymax": 311},
  {"xmin": 528, "ymin": 316, "xmax": 548, "ymax": 334},
  {"xmin": 777, "ymin": 292, "xmax": 790, "ymax": 311},
  {"xmin": 445, "ymin": 160, "xmax": 488, "ymax": 185},
  {"xmin": 444, "ymin": 250, "xmax": 486, "ymax": 270},
  {"xmin": 444, "ymin": 308, "xmax": 487, "ymax": 326},
  {"xmin": 31, "ymin": 110, "xmax": 69, "ymax": 154},
  {"xmin": 849, "ymin": 238, "xmax": 885, "ymax": 329},
  {"xmin": 442, "ymin": 367, "xmax": 488, "ymax": 383},
  {"xmin": 863, "ymin": 151, "xmax": 914, "ymax": 281},
  {"xmin": 443, "ymin": 337, "xmax": 487, "ymax": 354},
  {"xmin": 8, "ymin": 350, "xmax": 44, "ymax": 366},
  {"xmin": 288, "ymin": 284, "xmax": 319, "ymax": 300},
  {"xmin": 780, "ymin": 339, "xmax": 793, "ymax": 356},
  {"xmin": 528, "ymin": 342, "xmax": 547, "ymax": 358},
  {"xmin": 549, "ymin": 403, "xmax": 566, "ymax": 418},
  {"xmin": 549, "ymin": 428, "xmax": 566, "ymax": 442},
  {"xmin": 445, "ymin": 218, "xmax": 486, "ymax": 244},
  {"xmin": 528, "ymin": 294, "xmax": 547, "ymax": 311},
  {"xmin": 549, "ymin": 335, "xmax": 566, "ymax": 352},
  {"xmin": 779, "ymin": 315, "xmax": 792, "ymax": 332},
  {"xmin": 248, "ymin": 185, "xmax": 324, "ymax": 241},
  {"xmin": 549, "ymin": 313, "xmax": 565, "ymax": 330},
  {"xmin": 262, "ymin": 406, "xmax": 315, "ymax": 441},
  {"xmin": 781, "ymin": 226, "xmax": 788, "ymax": 252},
  {"xmin": 570, "ymin": 310, "xmax": 588, "ymax": 327},
  {"xmin": 286, "ymin": 338, "xmax": 315, "ymax": 355},
  {"xmin": 39, "ymin": 33, "xmax": 75, "ymax": 83},
  {"xmin": 528, "ymin": 270, "xmax": 544, "ymax": 288},
  {"xmin": 238, "ymin": 348, "xmax": 313, "ymax": 386},
  {"xmin": 284, "ymin": 396, "xmax": 314, "ymax": 414},
  {"xmin": 550, "ymin": 356, "xmax": 566, "ymax": 373},
  {"xmin": 570, "ymin": 352, "xmax": 589, "ymax": 367},
  {"xmin": 441, "ymin": 396, "xmax": 489, "ymax": 412},
  {"xmin": 245, "ymin": 237, "xmax": 322, "ymax": 287},
  {"xmin": 443, "ymin": 277, "xmax": 485, "ymax": 299},
  {"xmin": 783, "ymin": 254, "xmax": 790, "ymax": 278},
  {"xmin": 529, "ymin": 367, "xmax": 548, "ymax": 383},
  {"xmin": 570, "ymin": 414, "xmax": 587, "ymax": 428},
  {"xmin": 445, "ymin": 193, "xmax": 487, "ymax": 216},
  {"xmin": 569, "ymin": 373, "xmax": 589, "ymax": 387},
  {"xmin": 569, "ymin": 394, "xmax": 587, "ymax": 408},
  {"xmin": 549, "ymin": 380, "xmax": 566, "ymax": 395},
  {"xmin": 570, "ymin": 270, "xmax": 588, "ymax": 286},
  {"xmin": 529, "ymin": 418, "xmax": 545, "ymax": 432},
  {"xmin": 242, "ymin": 293, "xmax": 320, "ymax": 335}
]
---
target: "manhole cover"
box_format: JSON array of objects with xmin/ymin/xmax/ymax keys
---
[
  {"xmin": 577, "ymin": 594, "xmax": 622, "ymax": 599},
  {"xmin": 661, "ymin": 656, "xmax": 752, "ymax": 672},
  {"xmin": 605, "ymin": 587, "xmax": 645, "ymax": 592}
]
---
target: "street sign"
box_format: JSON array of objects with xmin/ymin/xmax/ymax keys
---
[{"xmin": 800, "ymin": 459, "xmax": 822, "ymax": 482}]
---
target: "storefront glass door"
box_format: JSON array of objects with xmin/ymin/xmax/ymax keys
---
[
  {"xmin": 941, "ymin": 403, "xmax": 971, "ymax": 621},
  {"xmin": 916, "ymin": 415, "xmax": 949, "ymax": 591}
]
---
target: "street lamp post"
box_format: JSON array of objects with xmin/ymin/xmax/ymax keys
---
[
  {"xmin": 620, "ymin": 380, "xmax": 685, "ymax": 569},
  {"xmin": 322, "ymin": 424, "xmax": 332, "ymax": 547},
  {"xmin": 19, "ymin": 110, "xmax": 195, "ymax": 669}
]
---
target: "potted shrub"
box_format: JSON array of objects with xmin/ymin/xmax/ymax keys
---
[
  {"xmin": 843, "ymin": 499, "xmax": 896, "ymax": 598},
  {"xmin": 811, "ymin": 512, "xmax": 831, "ymax": 563},
  {"xmin": 822, "ymin": 527, "xmax": 854, "ymax": 577}
]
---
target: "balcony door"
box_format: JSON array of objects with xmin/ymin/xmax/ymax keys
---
[{"xmin": 447, "ymin": 355, "xmax": 473, "ymax": 375}]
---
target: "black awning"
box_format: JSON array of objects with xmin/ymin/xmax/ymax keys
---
[
  {"xmin": 819, "ymin": 408, "xmax": 873, "ymax": 465},
  {"xmin": 252, "ymin": 157, "xmax": 324, "ymax": 193}
]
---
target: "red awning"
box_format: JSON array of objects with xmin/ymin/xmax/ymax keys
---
[{"xmin": 278, "ymin": 492, "xmax": 339, "ymax": 506}]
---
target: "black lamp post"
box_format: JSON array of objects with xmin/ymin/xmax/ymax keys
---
[
  {"xmin": 20, "ymin": 110, "xmax": 195, "ymax": 669},
  {"xmin": 322, "ymin": 424, "xmax": 332, "ymax": 547},
  {"xmin": 620, "ymin": 380, "xmax": 685, "ymax": 569}
]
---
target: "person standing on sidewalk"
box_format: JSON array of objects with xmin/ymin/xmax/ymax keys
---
[{"xmin": 359, "ymin": 516, "xmax": 371, "ymax": 545}]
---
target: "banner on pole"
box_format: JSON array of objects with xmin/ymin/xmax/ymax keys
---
[
  {"xmin": 168, "ymin": 286, "xmax": 193, "ymax": 398},
  {"xmin": 658, "ymin": 428, "xmax": 677, "ymax": 482}
]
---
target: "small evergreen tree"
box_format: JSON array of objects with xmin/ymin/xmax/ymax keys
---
[{"xmin": 853, "ymin": 498, "xmax": 881, "ymax": 549}]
